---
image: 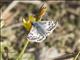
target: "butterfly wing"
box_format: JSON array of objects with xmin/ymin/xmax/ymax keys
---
[
  {"xmin": 27, "ymin": 26, "xmax": 46, "ymax": 42},
  {"xmin": 33, "ymin": 21, "xmax": 58, "ymax": 36}
]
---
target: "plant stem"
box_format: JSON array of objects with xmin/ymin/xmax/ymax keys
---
[
  {"xmin": 74, "ymin": 50, "xmax": 80, "ymax": 60},
  {"xmin": 16, "ymin": 40, "xmax": 30, "ymax": 60}
]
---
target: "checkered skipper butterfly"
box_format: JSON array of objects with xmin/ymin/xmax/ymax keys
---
[{"xmin": 27, "ymin": 20, "xmax": 58, "ymax": 42}]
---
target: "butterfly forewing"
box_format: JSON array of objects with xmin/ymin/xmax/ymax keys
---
[{"xmin": 33, "ymin": 21, "xmax": 58, "ymax": 36}]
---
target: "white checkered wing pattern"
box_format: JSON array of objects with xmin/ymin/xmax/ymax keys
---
[
  {"xmin": 33, "ymin": 21, "xmax": 58, "ymax": 36},
  {"xmin": 27, "ymin": 21, "xmax": 58, "ymax": 42},
  {"xmin": 27, "ymin": 26, "xmax": 46, "ymax": 42}
]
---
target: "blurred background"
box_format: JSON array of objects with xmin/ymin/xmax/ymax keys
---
[{"xmin": 0, "ymin": 0, "xmax": 80, "ymax": 60}]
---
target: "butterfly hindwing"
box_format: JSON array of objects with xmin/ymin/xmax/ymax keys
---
[{"xmin": 27, "ymin": 26, "xmax": 46, "ymax": 42}]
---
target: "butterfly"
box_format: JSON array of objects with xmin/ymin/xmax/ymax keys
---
[
  {"xmin": 26, "ymin": 20, "xmax": 58, "ymax": 42},
  {"xmin": 23, "ymin": 3, "xmax": 58, "ymax": 42}
]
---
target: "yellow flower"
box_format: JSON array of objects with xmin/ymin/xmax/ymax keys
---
[
  {"xmin": 22, "ymin": 18, "xmax": 32, "ymax": 31},
  {"xmin": 22, "ymin": 15, "xmax": 36, "ymax": 31},
  {"xmin": 29, "ymin": 15, "xmax": 36, "ymax": 22}
]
